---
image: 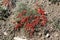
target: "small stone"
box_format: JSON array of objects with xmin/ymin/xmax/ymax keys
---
[
  {"xmin": 14, "ymin": 36, "xmax": 27, "ymax": 40},
  {"xmin": 38, "ymin": 33, "xmax": 42, "ymax": 37},
  {"xmin": 54, "ymin": 32, "xmax": 59, "ymax": 37},
  {"xmin": 3, "ymin": 32, "xmax": 8, "ymax": 36},
  {"xmin": 55, "ymin": 34, "xmax": 59, "ymax": 37},
  {"xmin": 45, "ymin": 11, "xmax": 49, "ymax": 14},
  {"xmin": 45, "ymin": 33, "xmax": 50, "ymax": 38},
  {"xmin": 49, "ymin": 2, "xmax": 51, "ymax": 5}
]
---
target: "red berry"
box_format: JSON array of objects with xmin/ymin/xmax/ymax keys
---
[{"xmin": 37, "ymin": 8, "xmax": 45, "ymax": 15}]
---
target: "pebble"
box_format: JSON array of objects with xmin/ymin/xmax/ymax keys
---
[
  {"xmin": 45, "ymin": 11, "xmax": 49, "ymax": 14},
  {"xmin": 38, "ymin": 33, "xmax": 42, "ymax": 37},
  {"xmin": 54, "ymin": 32, "xmax": 59, "ymax": 37},
  {"xmin": 49, "ymin": 2, "xmax": 51, "ymax": 5},
  {"xmin": 45, "ymin": 33, "xmax": 50, "ymax": 38},
  {"xmin": 55, "ymin": 34, "xmax": 59, "ymax": 37},
  {"xmin": 14, "ymin": 36, "xmax": 27, "ymax": 40},
  {"xmin": 3, "ymin": 32, "xmax": 8, "ymax": 36}
]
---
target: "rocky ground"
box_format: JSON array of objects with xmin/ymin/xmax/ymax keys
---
[{"xmin": 0, "ymin": 0, "xmax": 60, "ymax": 40}]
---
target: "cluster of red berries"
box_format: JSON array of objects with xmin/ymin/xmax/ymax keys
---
[
  {"xmin": 37, "ymin": 8, "xmax": 47, "ymax": 26},
  {"xmin": 14, "ymin": 8, "xmax": 47, "ymax": 36}
]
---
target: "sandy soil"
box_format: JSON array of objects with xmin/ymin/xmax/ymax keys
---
[{"xmin": 0, "ymin": 0, "xmax": 60, "ymax": 40}]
